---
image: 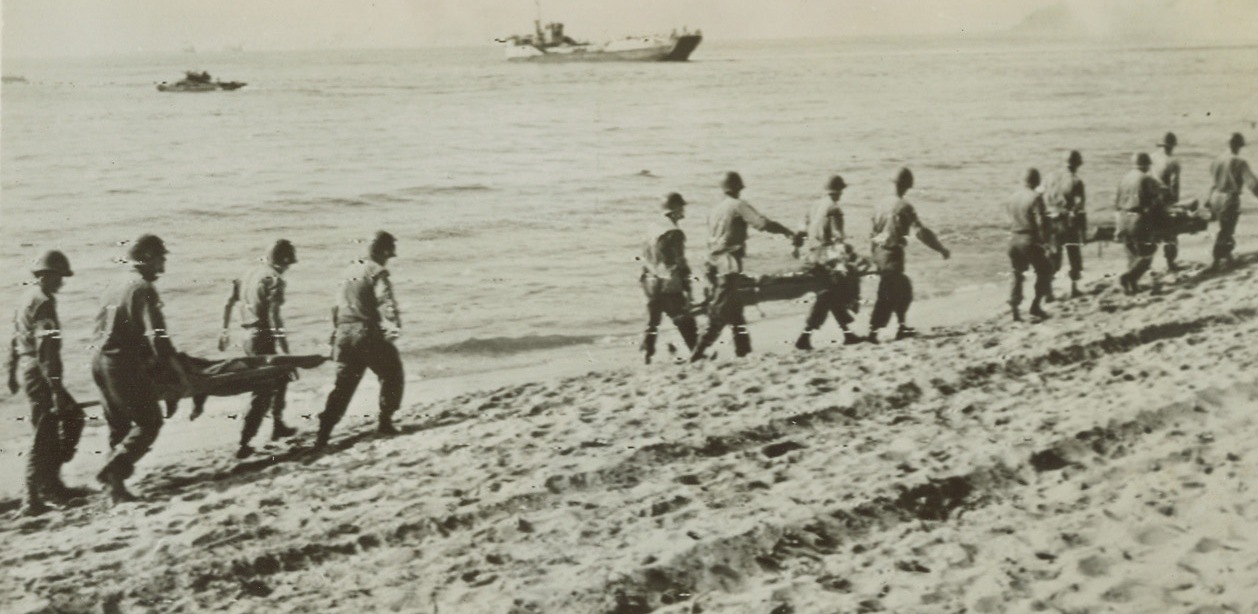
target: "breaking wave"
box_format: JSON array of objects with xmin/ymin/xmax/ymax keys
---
[{"xmin": 428, "ymin": 334, "xmax": 599, "ymax": 356}]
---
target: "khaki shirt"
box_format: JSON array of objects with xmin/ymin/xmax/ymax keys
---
[
  {"xmin": 12, "ymin": 286, "xmax": 62, "ymax": 380},
  {"xmin": 1042, "ymin": 168, "xmax": 1086, "ymax": 218},
  {"xmin": 642, "ymin": 216, "xmax": 690, "ymax": 293},
  {"xmin": 802, "ymin": 196, "xmax": 846, "ymax": 264},
  {"xmin": 335, "ymin": 260, "xmax": 401, "ymax": 330},
  {"xmin": 870, "ymin": 197, "xmax": 920, "ymax": 249},
  {"xmin": 94, "ymin": 272, "xmax": 173, "ymax": 362},
  {"xmin": 1151, "ymin": 152, "xmax": 1181, "ymax": 203},
  {"xmin": 238, "ymin": 264, "xmax": 285, "ymax": 330},
  {"xmin": 1209, "ymin": 151, "xmax": 1258, "ymax": 203},
  {"xmin": 1004, "ymin": 186, "xmax": 1048, "ymax": 244},
  {"xmin": 706, "ymin": 195, "xmax": 772, "ymax": 273},
  {"xmin": 1114, "ymin": 169, "xmax": 1160, "ymax": 213}
]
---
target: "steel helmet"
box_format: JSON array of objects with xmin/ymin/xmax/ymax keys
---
[
  {"xmin": 826, "ymin": 174, "xmax": 848, "ymax": 192},
  {"xmin": 661, "ymin": 192, "xmax": 686, "ymax": 211},
  {"xmin": 127, "ymin": 234, "xmax": 169, "ymax": 263},
  {"xmin": 720, "ymin": 171, "xmax": 745, "ymax": 192},
  {"xmin": 268, "ymin": 239, "xmax": 298, "ymax": 266},
  {"xmin": 1024, "ymin": 167, "xmax": 1041, "ymax": 187},
  {"xmin": 32, "ymin": 250, "xmax": 73, "ymax": 277},
  {"xmin": 1133, "ymin": 152, "xmax": 1152, "ymax": 168},
  {"xmin": 1158, "ymin": 132, "xmax": 1177, "ymax": 148},
  {"xmin": 1065, "ymin": 150, "xmax": 1083, "ymax": 166},
  {"xmin": 1231, "ymin": 132, "xmax": 1246, "ymax": 148},
  {"xmin": 370, "ymin": 231, "xmax": 397, "ymax": 257},
  {"xmin": 892, "ymin": 167, "xmax": 914, "ymax": 190}
]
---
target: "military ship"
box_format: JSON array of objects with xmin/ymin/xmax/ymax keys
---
[{"xmin": 502, "ymin": 22, "xmax": 701, "ymax": 62}]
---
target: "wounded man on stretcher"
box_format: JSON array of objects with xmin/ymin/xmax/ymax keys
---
[{"xmin": 155, "ymin": 353, "xmax": 327, "ymax": 420}]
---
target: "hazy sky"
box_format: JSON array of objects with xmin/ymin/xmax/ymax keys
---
[{"xmin": 2, "ymin": 0, "xmax": 1256, "ymax": 58}]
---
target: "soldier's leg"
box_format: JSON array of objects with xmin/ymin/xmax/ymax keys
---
[
  {"xmin": 893, "ymin": 273, "xmax": 914, "ymax": 330},
  {"xmin": 92, "ymin": 357, "xmax": 129, "ymax": 450},
  {"xmin": 690, "ymin": 278, "xmax": 736, "ymax": 361},
  {"xmin": 1163, "ymin": 232, "xmax": 1179, "ymax": 270},
  {"xmin": 58, "ymin": 405, "xmax": 86, "ymax": 465},
  {"xmin": 641, "ymin": 292, "xmax": 665, "ymax": 363},
  {"xmin": 364, "ymin": 336, "xmax": 404, "ymax": 432},
  {"xmin": 317, "ymin": 352, "xmax": 367, "ymax": 448},
  {"xmin": 1212, "ymin": 206, "xmax": 1239, "ymax": 265},
  {"xmin": 21, "ymin": 364, "xmax": 57, "ymax": 511},
  {"xmin": 661, "ymin": 293, "xmax": 698, "ymax": 351},
  {"xmin": 797, "ymin": 286, "xmax": 834, "ymax": 350},
  {"xmin": 1030, "ymin": 245, "xmax": 1053, "ymax": 318},
  {"xmin": 1008, "ymin": 244, "xmax": 1028, "ymax": 321}
]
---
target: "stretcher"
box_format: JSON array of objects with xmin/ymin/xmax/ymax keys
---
[{"xmin": 157, "ymin": 353, "xmax": 328, "ymax": 419}]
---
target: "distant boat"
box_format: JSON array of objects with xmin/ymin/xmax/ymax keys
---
[
  {"xmin": 2, "ymin": 75, "xmax": 29, "ymax": 84},
  {"xmin": 501, "ymin": 21, "xmax": 701, "ymax": 62},
  {"xmin": 156, "ymin": 70, "xmax": 246, "ymax": 92}
]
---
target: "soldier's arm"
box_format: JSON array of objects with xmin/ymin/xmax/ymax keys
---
[
  {"xmin": 31, "ymin": 303, "xmax": 71, "ymax": 407},
  {"xmin": 374, "ymin": 270, "xmax": 402, "ymax": 334},
  {"xmin": 140, "ymin": 286, "xmax": 187, "ymax": 388},
  {"xmin": 905, "ymin": 205, "xmax": 950, "ymax": 259},
  {"xmin": 740, "ymin": 201, "xmax": 796, "ymax": 239},
  {"xmin": 1243, "ymin": 160, "xmax": 1258, "ymax": 198},
  {"xmin": 218, "ymin": 279, "xmax": 240, "ymax": 351},
  {"xmin": 265, "ymin": 276, "xmax": 289, "ymax": 354},
  {"xmin": 1075, "ymin": 178, "xmax": 1087, "ymax": 213}
]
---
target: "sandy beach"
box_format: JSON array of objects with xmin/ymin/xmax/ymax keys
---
[{"xmin": 2, "ymin": 224, "xmax": 1256, "ymax": 613}]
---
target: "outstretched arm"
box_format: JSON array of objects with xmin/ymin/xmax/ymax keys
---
[
  {"xmin": 915, "ymin": 224, "xmax": 950, "ymax": 259},
  {"xmin": 218, "ymin": 279, "xmax": 240, "ymax": 351}
]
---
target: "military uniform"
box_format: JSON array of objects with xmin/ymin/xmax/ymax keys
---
[
  {"xmin": 318, "ymin": 258, "xmax": 404, "ymax": 445},
  {"xmin": 92, "ymin": 271, "xmax": 174, "ymax": 490},
  {"xmin": 798, "ymin": 195, "xmax": 859, "ymax": 343},
  {"xmin": 1004, "ymin": 184, "xmax": 1053, "ymax": 314},
  {"xmin": 12, "ymin": 286, "xmax": 85, "ymax": 509},
  {"xmin": 1151, "ymin": 150, "xmax": 1182, "ymax": 268},
  {"xmin": 1208, "ymin": 150, "xmax": 1258, "ymax": 265},
  {"xmin": 1114, "ymin": 166, "xmax": 1161, "ymax": 292},
  {"xmin": 1042, "ymin": 167, "xmax": 1087, "ymax": 284},
  {"xmin": 868, "ymin": 197, "xmax": 919, "ymax": 333},
  {"xmin": 689, "ymin": 195, "xmax": 777, "ymax": 360},
  {"xmin": 640, "ymin": 216, "xmax": 697, "ymax": 362},
  {"xmin": 236, "ymin": 263, "xmax": 292, "ymax": 448}
]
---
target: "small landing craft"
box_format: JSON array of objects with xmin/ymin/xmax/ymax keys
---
[
  {"xmin": 156, "ymin": 71, "xmax": 246, "ymax": 93},
  {"xmin": 501, "ymin": 21, "xmax": 701, "ymax": 62}
]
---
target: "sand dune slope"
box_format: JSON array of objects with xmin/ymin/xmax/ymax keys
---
[{"xmin": 3, "ymin": 256, "xmax": 1258, "ymax": 614}]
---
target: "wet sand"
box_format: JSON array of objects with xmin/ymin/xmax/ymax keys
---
[{"xmin": 3, "ymin": 233, "xmax": 1258, "ymax": 613}]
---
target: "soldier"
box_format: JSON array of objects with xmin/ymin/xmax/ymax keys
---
[
  {"xmin": 1207, "ymin": 132, "xmax": 1258, "ymax": 270},
  {"xmin": 1004, "ymin": 169, "xmax": 1053, "ymax": 322},
  {"xmin": 9, "ymin": 251, "xmax": 87, "ymax": 515},
  {"xmin": 639, "ymin": 193, "xmax": 698, "ymax": 364},
  {"xmin": 1042, "ymin": 150, "xmax": 1087, "ymax": 299},
  {"xmin": 795, "ymin": 174, "xmax": 863, "ymax": 350},
  {"xmin": 92, "ymin": 234, "xmax": 187, "ymax": 503},
  {"xmin": 689, "ymin": 172, "xmax": 797, "ymax": 361},
  {"xmin": 315, "ymin": 231, "xmax": 404, "ymax": 450},
  {"xmin": 866, "ymin": 167, "xmax": 950, "ymax": 343},
  {"xmin": 1151, "ymin": 132, "xmax": 1182, "ymax": 271},
  {"xmin": 220, "ymin": 240, "xmax": 299, "ymax": 459},
  {"xmin": 1114, "ymin": 153, "xmax": 1162, "ymax": 294}
]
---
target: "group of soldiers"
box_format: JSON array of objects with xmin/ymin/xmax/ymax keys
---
[
  {"xmin": 10, "ymin": 231, "xmax": 405, "ymax": 515},
  {"xmin": 8, "ymin": 132, "xmax": 1255, "ymax": 517},
  {"xmin": 640, "ymin": 131, "xmax": 1257, "ymax": 363}
]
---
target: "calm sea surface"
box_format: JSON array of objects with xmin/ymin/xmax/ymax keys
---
[{"xmin": 3, "ymin": 37, "xmax": 1256, "ymax": 397}]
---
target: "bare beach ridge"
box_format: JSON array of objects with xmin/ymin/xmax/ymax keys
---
[{"xmin": 3, "ymin": 220, "xmax": 1257, "ymax": 612}]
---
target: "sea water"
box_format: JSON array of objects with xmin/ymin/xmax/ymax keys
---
[{"xmin": 2, "ymin": 37, "xmax": 1256, "ymax": 414}]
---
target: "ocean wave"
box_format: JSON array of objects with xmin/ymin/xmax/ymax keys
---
[
  {"xmin": 428, "ymin": 334, "xmax": 598, "ymax": 356},
  {"xmin": 401, "ymin": 184, "xmax": 492, "ymax": 196}
]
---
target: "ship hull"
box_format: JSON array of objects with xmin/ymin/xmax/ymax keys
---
[{"xmin": 507, "ymin": 34, "xmax": 701, "ymax": 63}]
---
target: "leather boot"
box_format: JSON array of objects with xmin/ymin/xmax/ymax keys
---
[
  {"xmin": 313, "ymin": 421, "xmax": 334, "ymax": 451},
  {"xmin": 96, "ymin": 467, "xmax": 137, "ymax": 504},
  {"xmin": 733, "ymin": 328, "xmax": 752, "ymax": 357},
  {"xmin": 378, "ymin": 415, "xmax": 399, "ymax": 436},
  {"xmin": 640, "ymin": 329, "xmax": 657, "ymax": 365},
  {"xmin": 794, "ymin": 331, "xmax": 813, "ymax": 351},
  {"xmin": 271, "ymin": 421, "xmax": 298, "ymax": 441},
  {"xmin": 843, "ymin": 331, "xmax": 864, "ymax": 345},
  {"xmin": 1029, "ymin": 298, "xmax": 1049, "ymax": 321}
]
